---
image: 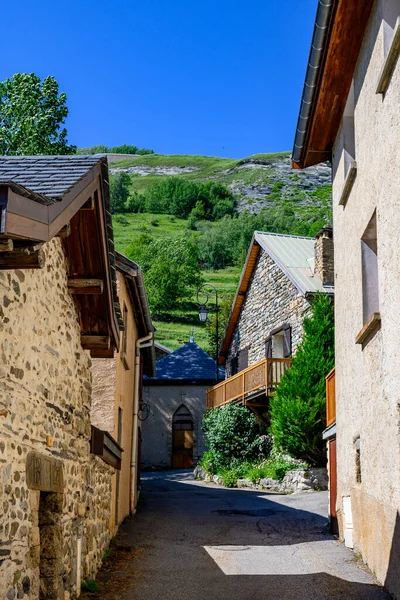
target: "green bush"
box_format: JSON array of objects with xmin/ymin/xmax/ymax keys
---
[
  {"xmin": 270, "ymin": 295, "xmax": 334, "ymax": 466},
  {"xmin": 202, "ymin": 403, "xmax": 271, "ymax": 471},
  {"xmin": 199, "ymin": 451, "xmax": 216, "ymax": 475},
  {"xmin": 221, "ymin": 470, "xmax": 239, "ymax": 488}
]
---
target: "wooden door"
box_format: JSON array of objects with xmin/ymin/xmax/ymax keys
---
[
  {"xmin": 172, "ymin": 429, "xmax": 193, "ymax": 469},
  {"xmin": 329, "ymin": 438, "xmax": 338, "ymax": 534}
]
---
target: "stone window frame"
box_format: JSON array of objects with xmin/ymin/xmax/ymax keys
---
[{"xmin": 376, "ymin": 1, "xmax": 400, "ymax": 94}]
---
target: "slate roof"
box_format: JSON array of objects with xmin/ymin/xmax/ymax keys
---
[
  {"xmin": 255, "ymin": 231, "xmax": 334, "ymax": 295},
  {"xmin": 0, "ymin": 155, "xmax": 104, "ymax": 204},
  {"xmin": 144, "ymin": 341, "xmax": 224, "ymax": 382}
]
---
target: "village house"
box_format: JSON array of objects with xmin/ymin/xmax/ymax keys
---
[
  {"xmin": 142, "ymin": 340, "xmax": 223, "ymax": 470},
  {"xmin": 206, "ymin": 230, "xmax": 334, "ymax": 420},
  {"xmin": 292, "ymin": 0, "xmax": 400, "ymax": 596},
  {"xmin": 0, "ymin": 155, "xmax": 126, "ymax": 600},
  {"xmin": 91, "ymin": 251, "xmax": 155, "ymax": 532}
]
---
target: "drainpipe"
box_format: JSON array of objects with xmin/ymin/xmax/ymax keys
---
[{"xmin": 130, "ymin": 331, "xmax": 153, "ymax": 513}]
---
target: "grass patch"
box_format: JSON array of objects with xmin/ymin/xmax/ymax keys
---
[{"xmin": 81, "ymin": 579, "xmax": 101, "ymax": 593}]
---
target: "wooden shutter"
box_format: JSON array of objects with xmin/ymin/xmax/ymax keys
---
[
  {"xmin": 238, "ymin": 348, "xmax": 249, "ymax": 372},
  {"xmin": 265, "ymin": 336, "xmax": 272, "ymax": 358},
  {"xmin": 230, "ymin": 355, "xmax": 238, "ymax": 376},
  {"xmin": 283, "ymin": 326, "xmax": 292, "ymax": 358}
]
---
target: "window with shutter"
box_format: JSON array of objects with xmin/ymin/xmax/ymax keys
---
[
  {"xmin": 265, "ymin": 336, "xmax": 272, "ymax": 358},
  {"xmin": 238, "ymin": 347, "xmax": 249, "ymax": 372},
  {"xmin": 283, "ymin": 326, "xmax": 292, "ymax": 358}
]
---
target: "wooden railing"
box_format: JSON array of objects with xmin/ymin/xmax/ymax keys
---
[
  {"xmin": 206, "ymin": 358, "xmax": 291, "ymax": 409},
  {"xmin": 326, "ymin": 368, "xmax": 336, "ymax": 426}
]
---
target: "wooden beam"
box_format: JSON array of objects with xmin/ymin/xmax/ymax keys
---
[
  {"xmin": 68, "ymin": 278, "xmax": 104, "ymax": 295},
  {"xmin": 0, "ymin": 239, "xmax": 13, "ymax": 253},
  {"xmin": 56, "ymin": 223, "xmax": 71, "ymax": 238},
  {"xmin": 81, "ymin": 335, "xmax": 111, "ymax": 350},
  {"xmin": 0, "ymin": 248, "xmax": 45, "ymax": 270}
]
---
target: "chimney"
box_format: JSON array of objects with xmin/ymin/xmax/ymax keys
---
[{"xmin": 314, "ymin": 225, "xmax": 334, "ymax": 286}]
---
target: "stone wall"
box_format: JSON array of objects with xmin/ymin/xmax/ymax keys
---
[
  {"xmin": 331, "ymin": 1, "xmax": 400, "ymax": 596},
  {"xmin": 226, "ymin": 249, "xmax": 310, "ymax": 376},
  {"xmin": 0, "ymin": 238, "xmax": 114, "ymax": 600}
]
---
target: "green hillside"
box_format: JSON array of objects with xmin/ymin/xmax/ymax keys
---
[{"xmin": 110, "ymin": 152, "xmax": 332, "ymax": 353}]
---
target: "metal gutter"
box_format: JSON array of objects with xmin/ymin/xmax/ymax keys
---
[{"xmin": 292, "ymin": 0, "xmax": 334, "ymax": 165}]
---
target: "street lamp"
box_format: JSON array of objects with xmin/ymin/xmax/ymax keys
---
[{"xmin": 197, "ymin": 283, "xmax": 219, "ymax": 383}]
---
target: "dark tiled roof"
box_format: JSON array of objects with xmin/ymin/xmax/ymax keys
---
[
  {"xmin": 144, "ymin": 341, "xmax": 225, "ymax": 382},
  {"xmin": 0, "ymin": 155, "xmax": 104, "ymax": 203}
]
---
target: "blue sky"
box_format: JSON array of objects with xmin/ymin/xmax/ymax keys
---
[{"xmin": 2, "ymin": 1, "xmax": 316, "ymax": 157}]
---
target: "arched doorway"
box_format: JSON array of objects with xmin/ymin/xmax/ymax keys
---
[{"xmin": 172, "ymin": 405, "xmax": 194, "ymax": 469}]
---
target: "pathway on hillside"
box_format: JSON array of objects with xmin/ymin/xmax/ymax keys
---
[{"xmin": 85, "ymin": 471, "xmax": 389, "ymax": 600}]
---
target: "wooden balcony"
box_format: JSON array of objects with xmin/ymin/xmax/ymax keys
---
[{"xmin": 206, "ymin": 358, "xmax": 291, "ymax": 410}]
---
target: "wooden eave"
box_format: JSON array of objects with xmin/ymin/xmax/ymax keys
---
[
  {"xmin": 218, "ymin": 238, "xmax": 260, "ymax": 365},
  {"xmin": 292, "ymin": 0, "xmax": 374, "ymax": 169},
  {"xmin": 0, "ymin": 161, "xmax": 120, "ymax": 356}
]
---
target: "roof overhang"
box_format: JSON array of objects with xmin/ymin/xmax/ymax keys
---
[
  {"xmin": 292, "ymin": 0, "xmax": 374, "ymax": 169},
  {"xmin": 218, "ymin": 235, "xmax": 261, "ymax": 365},
  {"xmin": 0, "ymin": 158, "xmax": 121, "ymax": 356}
]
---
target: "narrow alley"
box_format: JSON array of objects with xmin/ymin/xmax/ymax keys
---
[{"xmin": 87, "ymin": 472, "xmax": 389, "ymax": 600}]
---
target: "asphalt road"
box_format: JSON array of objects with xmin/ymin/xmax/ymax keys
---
[{"xmin": 98, "ymin": 470, "xmax": 389, "ymax": 600}]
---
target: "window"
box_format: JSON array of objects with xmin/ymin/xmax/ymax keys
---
[
  {"xmin": 343, "ymin": 81, "xmax": 356, "ymax": 178},
  {"xmin": 356, "ymin": 211, "xmax": 381, "ymax": 345},
  {"xmin": 238, "ymin": 347, "xmax": 249, "ymax": 372},
  {"xmin": 121, "ymin": 304, "xmax": 129, "ymax": 369},
  {"xmin": 339, "ymin": 81, "xmax": 357, "ymax": 206},
  {"xmin": 377, "ymin": 0, "xmax": 400, "ymax": 93},
  {"xmin": 361, "ymin": 211, "xmax": 379, "ymax": 324},
  {"xmin": 266, "ymin": 325, "xmax": 292, "ymax": 359}
]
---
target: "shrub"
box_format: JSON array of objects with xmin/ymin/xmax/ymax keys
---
[
  {"xmin": 202, "ymin": 403, "xmax": 271, "ymax": 471},
  {"xmin": 186, "ymin": 214, "xmax": 197, "ymax": 230},
  {"xmin": 270, "ymin": 295, "xmax": 334, "ymax": 466},
  {"xmin": 199, "ymin": 451, "xmax": 217, "ymax": 475},
  {"xmin": 115, "ymin": 215, "xmax": 129, "ymax": 226},
  {"xmin": 150, "ymin": 217, "xmax": 159, "ymax": 227},
  {"xmin": 221, "ymin": 470, "xmax": 238, "ymax": 488}
]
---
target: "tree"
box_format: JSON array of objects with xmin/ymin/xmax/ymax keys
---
[
  {"xmin": 126, "ymin": 236, "xmax": 202, "ymax": 311},
  {"xmin": 269, "ymin": 295, "xmax": 335, "ymax": 466},
  {"xmin": 0, "ymin": 73, "xmax": 76, "ymax": 155},
  {"xmin": 110, "ymin": 172, "xmax": 131, "ymax": 213}
]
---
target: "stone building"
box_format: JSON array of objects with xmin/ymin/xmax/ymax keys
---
[
  {"xmin": 220, "ymin": 230, "xmax": 334, "ymax": 376},
  {"xmin": 91, "ymin": 251, "xmax": 155, "ymax": 533},
  {"xmin": 206, "ymin": 231, "xmax": 333, "ymax": 416},
  {"xmin": 292, "ymin": 0, "xmax": 400, "ymax": 596},
  {"xmin": 0, "ymin": 156, "xmax": 123, "ymax": 600},
  {"xmin": 142, "ymin": 341, "xmax": 223, "ymax": 470}
]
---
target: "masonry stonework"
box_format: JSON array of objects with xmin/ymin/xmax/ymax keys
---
[
  {"xmin": 226, "ymin": 249, "xmax": 310, "ymax": 376},
  {"xmin": 0, "ymin": 238, "xmax": 113, "ymax": 600}
]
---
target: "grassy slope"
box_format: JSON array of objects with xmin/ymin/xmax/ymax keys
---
[
  {"xmin": 113, "ymin": 212, "xmax": 241, "ymax": 352},
  {"xmin": 111, "ymin": 152, "xmax": 329, "ymax": 352}
]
